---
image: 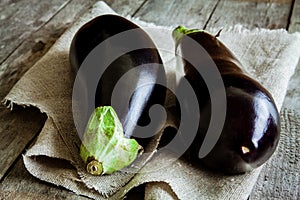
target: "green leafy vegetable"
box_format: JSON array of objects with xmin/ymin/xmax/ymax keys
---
[{"xmin": 80, "ymin": 106, "xmax": 141, "ymax": 175}]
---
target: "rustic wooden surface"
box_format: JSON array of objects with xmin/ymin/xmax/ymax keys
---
[{"xmin": 0, "ymin": 0, "xmax": 299, "ymax": 199}]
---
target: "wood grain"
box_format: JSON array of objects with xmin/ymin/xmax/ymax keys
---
[
  {"xmin": 133, "ymin": 0, "xmax": 219, "ymax": 28},
  {"xmin": 283, "ymin": 62, "xmax": 300, "ymax": 115},
  {"xmin": 283, "ymin": 0, "xmax": 300, "ymax": 114},
  {"xmin": 231, "ymin": 0, "xmax": 292, "ymax": 3},
  {"xmin": 106, "ymin": 0, "xmax": 146, "ymax": 16},
  {"xmin": 0, "ymin": 0, "xmax": 146, "ymax": 100},
  {"xmin": 0, "ymin": 158, "xmax": 89, "ymax": 200},
  {"xmin": 0, "ymin": 106, "xmax": 46, "ymax": 181},
  {"xmin": 289, "ymin": 0, "xmax": 300, "ymax": 32},
  {"xmin": 0, "ymin": 0, "xmax": 71, "ymax": 65},
  {"xmin": 205, "ymin": 0, "xmax": 293, "ymax": 29},
  {"xmin": 0, "ymin": 0, "xmax": 96, "ymax": 99}
]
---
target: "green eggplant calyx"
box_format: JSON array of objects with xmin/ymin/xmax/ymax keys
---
[
  {"xmin": 80, "ymin": 106, "xmax": 141, "ymax": 175},
  {"xmin": 172, "ymin": 25, "xmax": 202, "ymax": 50}
]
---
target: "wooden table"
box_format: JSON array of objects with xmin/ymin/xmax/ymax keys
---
[{"xmin": 0, "ymin": 0, "xmax": 299, "ymax": 199}]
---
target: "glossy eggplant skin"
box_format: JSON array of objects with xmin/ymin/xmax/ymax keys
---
[
  {"xmin": 70, "ymin": 15, "xmax": 166, "ymax": 146},
  {"xmin": 176, "ymin": 29, "xmax": 280, "ymax": 174}
]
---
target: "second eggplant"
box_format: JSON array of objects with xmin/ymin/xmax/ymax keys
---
[{"xmin": 173, "ymin": 26, "xmax": 280, "ymax": 174}]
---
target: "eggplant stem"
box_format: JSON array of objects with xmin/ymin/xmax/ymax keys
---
[
  {"xmin": 215, "ymin": 28, "xmax": 223, "ymax": 37},
  {"xmin": 172, "ymin": 25, "xmax": 202, "ymax": 51},
  {"xmin": 86, "ymin": 160, "xmax": 103, "ymax": 175}
]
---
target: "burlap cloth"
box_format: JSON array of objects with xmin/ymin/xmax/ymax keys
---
[{"xmin": 3, "ymin": 1, "xmax": 300, "ymax": 199}]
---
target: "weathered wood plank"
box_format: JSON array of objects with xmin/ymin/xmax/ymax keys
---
[
  {"xmin": 289, "ymin": 0, "xmax": 300, "ymax": 32},
  {"xmin": 133, "ymin": 0, "xmax": 219, "ymax": 28},
  {"xmin": 0, "ymin": 0, "xmax": 71, "ymax": 64},
  {"xmin": 0, "ymin": 0, "xmax": 97, "ymax": 99},
  {"xmin": 284, "ymin": 0, "xmax": 300, "ymax": 114},
  {"xmin": 205, "ymin": 0, "xmax": 293, "ymax": 30},
  {"xmin": 0, "ymin": 0, "xmax": 146, "ymax": 100},
  {"xmin": 0, "ymin": 0, "xmax": 145, "ymax": 68},
  {"xmin": 283, "ymin": 63, "xmax": 300, "ymax": 115},
  {"xmin": 0, "ymin": 158, "xmax": 89, "ymax": 200},
  {"xmin": 0, "ymin": 106, "xmax": 46, "ymax": 180}
]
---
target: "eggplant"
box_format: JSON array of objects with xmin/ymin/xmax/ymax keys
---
[
  {"xmin": 70, "ymin": 15, "xmax": 166, "ymax": 175},
  {"xmin": 173, "ymin": 26, "xmax": 280, "ymax": 174}
]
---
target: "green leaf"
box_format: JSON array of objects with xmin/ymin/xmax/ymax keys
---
[{"xmin": 80, "ymin": 106, "xmax": 141, "ymax": 175}]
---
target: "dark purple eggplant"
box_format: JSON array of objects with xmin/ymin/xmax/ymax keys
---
[
  {"xmin": 173, "ymin": 26, "xmax": 280, "ymax": 174},
  {"xmin": 70, "ymin": 14, "xmax": 167, "ymax": 148}
]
